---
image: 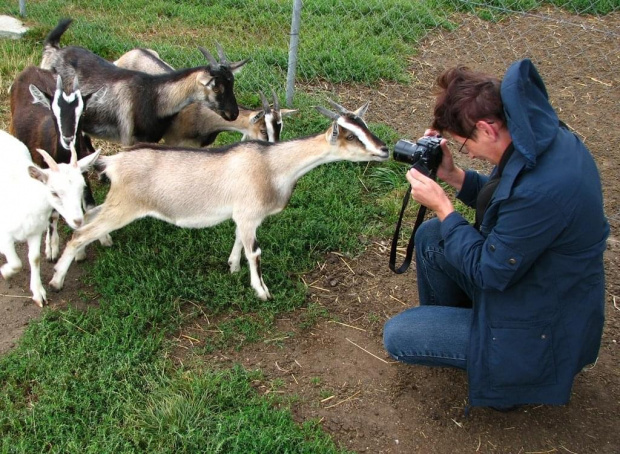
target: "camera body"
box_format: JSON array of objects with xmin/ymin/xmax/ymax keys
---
[{"xmin": 393, "ymin": 136, "xmax": 443, "ymax": 177}]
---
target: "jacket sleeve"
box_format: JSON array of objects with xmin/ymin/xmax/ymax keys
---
[
  {"xmin": 440, "ymin": 188, "xmax": 567, "ymax": 291},
  {"xmin": 456, "ymin": 170, "xmax": 489, "ymax": 208}
]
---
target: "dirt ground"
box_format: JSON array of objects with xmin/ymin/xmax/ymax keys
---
[{"xmin": 1, "ymin": 8, "xmax": 619, "ymax": 454}]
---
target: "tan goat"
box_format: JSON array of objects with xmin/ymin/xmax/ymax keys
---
[{"xmin": 49, "ymin": 101, "xmax": 388, "ymax": 300}]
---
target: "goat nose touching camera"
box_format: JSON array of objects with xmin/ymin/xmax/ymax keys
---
[
  {"xmin": 389, "ymin": 135, "xmax": 443, "ymax": 274},
  {"xmin": 392, "ymin": 136, "xmax": 443, "ymax": 177}
]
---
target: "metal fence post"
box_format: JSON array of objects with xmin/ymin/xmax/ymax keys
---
[
  {"xmin": 286, "ymin": 0, "xmax": 302, "ymax": 107},
  {"xmin": 19, "ymin": 0, "xmax": 26, "ymax": 17}
]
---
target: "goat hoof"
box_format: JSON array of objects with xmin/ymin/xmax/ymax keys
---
[
  {"xmin": 32, "ymin": 290, "xmax": 47, "ymax": 307},
  {"xmin": 48, "ymin": 279, "xmax": 63, "ymax": 292},
  {"xmin": 1, "ymin": 266, "xmax": 19, "ymax": 280},
  {"xmin": 256, "ymin": 290, "xmax": 272, "ymax": 301},
  {"xmin": 99, "ymin": 234, "xmax": 113, "ymax": 247}
]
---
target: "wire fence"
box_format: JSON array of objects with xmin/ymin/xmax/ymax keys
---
[
  {"xmin": 230, "ymin": 0, "xmax": 619, "ymax": 107},
  {"xmin": 12, "ymin": 1, "xmax": 619, "ymax": 107}
]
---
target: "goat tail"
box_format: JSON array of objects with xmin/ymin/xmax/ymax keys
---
[{"xmin": 44, "ymin": 18, "xmax": 73, "ymax": 48}]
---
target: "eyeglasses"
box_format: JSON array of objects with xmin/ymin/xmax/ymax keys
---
[
  {"xmin": 456, "ymin": 133, "xmax": 472, "ymax": 154},
  {"xmin": 456, "ymin": 120, "xmax": 494, "ymax": 154}
]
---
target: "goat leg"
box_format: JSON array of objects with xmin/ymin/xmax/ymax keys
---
[
  {"xmin": 50, "ymin": 204, "xmax": 133, "ymax": 290},
  {"xmin": 0, "ymin": 240, "xmax": 23, "ymax": 279},
  {"xmin": 237, "ymin": 221, "xmax": 272, "ymax": 300},
  {"xmin": 26, "ymin": 234, "xmax": 46, "ymax": 307},
  {"xmin": 228, "ymin": 227, "xmax": 244, "ymax": 273},
  {"xmin": 45, "ymin": 211, "xmax": 60, "ymax": 261}
]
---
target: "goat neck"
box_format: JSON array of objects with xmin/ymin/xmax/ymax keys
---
[
  {"xmin": 268, "ymin": 110, "xmax": 388, "ymax": 186},
  {"xmin": 153, "ymin": 68, "xmax": 211, "ymax": 117}
]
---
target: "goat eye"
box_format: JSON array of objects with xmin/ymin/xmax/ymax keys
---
[
  {"xmin": 260, "ymin": 130, "xmax": 267, "ymax": 136},
  {"xmin": 51, "ymin": 191, "xmax": 59, "ymax": 198},
  {"xmin": 212, "ymin": 86, "xmax": 221, "ymax": 93},
  {"xmin": 346, "ymin": 135, "xmax": 356, "ymax": 141}
]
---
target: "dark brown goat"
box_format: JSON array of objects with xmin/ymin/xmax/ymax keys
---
[{"xmin": 9, "ymin": 65, "xmax": 107, "ymax": 261}]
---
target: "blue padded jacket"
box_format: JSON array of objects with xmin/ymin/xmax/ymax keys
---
[{"xmin": 440, "ymin": 59, "xmax": 609, "ymax": 407}]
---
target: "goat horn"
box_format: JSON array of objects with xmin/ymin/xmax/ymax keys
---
[
  {"xmin": 330, "ymin": 122, "xmax": 339, "ymax": 144},
  {"xmin": 55, "ymin": 74, "xmax": 63, "ymax": 93},
  {"xmin": 326, "ymin": 99, "xmax": 350, "ymax": 115},
  {"xmin": 259, "ymin": 91, "xmax": 271, "ymax": 114},
  {"xmin": 215, "ymin": 42, "xmax": 229, "ymax": 65},
  {"xmin": 315, "ymin": 105, "xmax": 340, "ymax": 121},
  {"xmin": 72, "ymin": 75, "xmax": 80, "ymax": 92},
  {"xmin": 198, "ymin": 46, "xmax": 220, "ymax": 69},
  {"xmin": 271, "ymin": 88, "xmax": 280, "ymax": 112},
  {"xmin": 35, "ymin": 148, "xmax": 59, "ymax": 171}
]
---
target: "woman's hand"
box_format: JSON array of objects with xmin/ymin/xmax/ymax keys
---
[
  {"xmin": 406, "ymin": 167, "xmax": 454, "ymax": 221},
  {"xmin": 423, "ymin": 129, "xmax": 465, "ymax": 191}
]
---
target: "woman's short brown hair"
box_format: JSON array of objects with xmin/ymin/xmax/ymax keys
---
[{"xmin": 431, "ymin": 66, "xmax": 505, "ymax": 139}]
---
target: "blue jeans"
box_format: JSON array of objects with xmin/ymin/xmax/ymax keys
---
[{"xmin": 383, "ymin": 218, "xmax": 476, "ymax": 369}]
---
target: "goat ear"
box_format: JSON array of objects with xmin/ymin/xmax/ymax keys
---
[
  {"xmin": 29, "ymin": 84, "xmax": 52, "ymax": 110},
  {"xmin": 250, "ymin": 111, "xmax": 265, "ymax": 125},
  {"xmin": 280, "ymin": 109, "xmax": 298, "ymax": 117},
  {"xmin": 28, "ymin": 166, "xmax": 48, "ymax": 184},
  {"xmin": 77, "ymin": 149, "xmax": 102, "ymax": 173},
  {"xmin": 196, "ymin": 71, "xmax": 214, "ymax": 87},
  {"xmin": 229, "ymin": 58, "xmax": 249, "ymax": 75},
  {"xmin": 84, "ymin": 86, "xmax": 107, "ymax": 108}
]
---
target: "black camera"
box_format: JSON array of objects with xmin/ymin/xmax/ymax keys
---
[{"xmin": 393, "ymin": 136, "xmax": 443, "ymax": 177}]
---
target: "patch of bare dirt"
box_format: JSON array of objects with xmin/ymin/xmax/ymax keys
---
[
  {"xmin": 2, "ymin": 7, "xmax": 619, "ymax": 454},
  {"xmin": 190, "ymin": 241, "xmax": 619, "ymax": 453}
]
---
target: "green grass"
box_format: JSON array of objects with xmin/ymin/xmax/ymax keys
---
[{"xmin": 0, "ymin": 0, "xmax": 610, "ymax": 452}]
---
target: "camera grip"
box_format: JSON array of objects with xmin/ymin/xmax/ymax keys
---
[{"xmin": 412, "ymin": 161, "xmax": 431, "ymax": 177}]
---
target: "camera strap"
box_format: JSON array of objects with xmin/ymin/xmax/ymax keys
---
[{"xmin": 388, "ymin": 184, "xmax": 428, "ymax": 274}]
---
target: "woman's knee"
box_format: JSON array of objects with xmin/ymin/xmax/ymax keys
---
[
  {"xmin": 383, "ymin": 309, "xmax": 424, "ymax": 358},
  {"xmin": 383, "ymin": 316, "xmax": 401, "ymax": 357},
  {"xmin": 415, "ymin": 218, "xmax": 442, "ymax": 251}
]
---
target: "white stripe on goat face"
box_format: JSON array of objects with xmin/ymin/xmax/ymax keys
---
[
  {"xmin": 265, "ymin": 111, "xmax": 276, "ymax": 142},
  {"xmin": 52, "ymin": 89, "xmax": 84, "ymax": 150},
  {"xmin": 336, "ymin": 116, "xmax": 386, "ymax": 158}
]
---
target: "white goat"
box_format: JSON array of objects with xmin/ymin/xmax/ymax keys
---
[
  {"xmin": 113, "ymin": 48, "xmax": 296, "ymax": 145},
  {"xmin": 49, "ymin": 101, "xmax": 388, "ymax": 300},
  {"xmin": 0, "ymin": 131, "xmax": 100, "ymax": 306}
]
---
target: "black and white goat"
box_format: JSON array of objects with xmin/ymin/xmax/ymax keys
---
[
  {"xmin": 49, "ymin": 101, "xmax": 388, "ymax": 300},
  {"xmin": 9, "ymin": 66, "xmax": 107, "ymax": 261},
  {"xmin": 0, "ymin": 130, "xmax": 99, "ymax": 306},
  {"xmin": 113, "ymin": 48, "xmax": 295, "ymax": 146},
  {"xmin": 41, "ymin": 18, "xmax": 247, "ymax": 146}
]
